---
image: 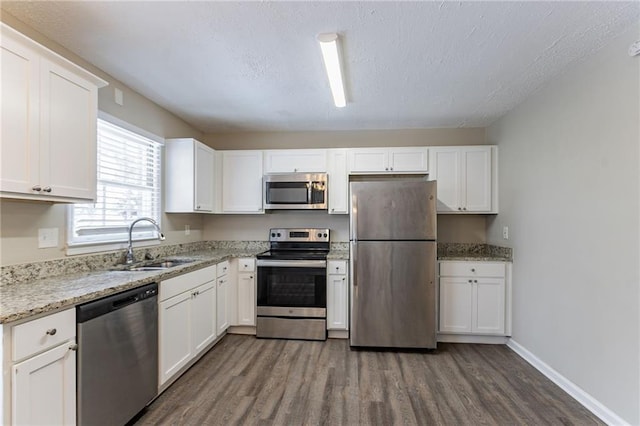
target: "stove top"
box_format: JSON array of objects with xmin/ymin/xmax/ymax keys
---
[{"xmin": 258, "ymin": 228, "xmax": 330, "ymax": 260}]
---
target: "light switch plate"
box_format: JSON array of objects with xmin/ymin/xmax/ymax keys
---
[
  {"xmin": 502, "ymin": 226, "xmax": 509, "ymax": 240},
  {"xmin": 38, "ymin": 228, "xmax": 59, "ymax": 248}
]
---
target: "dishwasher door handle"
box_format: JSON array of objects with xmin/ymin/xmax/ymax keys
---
[{"xmin": 112, "ymin": 295, "xmax": 139, "ymax": 310}]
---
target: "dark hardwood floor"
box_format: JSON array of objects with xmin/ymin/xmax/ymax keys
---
[{"xmin": 135, "ymin": 335, "xmax": 602, "ymax": 425}]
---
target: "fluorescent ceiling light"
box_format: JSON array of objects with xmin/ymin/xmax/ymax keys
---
[{"xmin": 317, "ymin": 33, "xmax": 346, "ymax": 108}]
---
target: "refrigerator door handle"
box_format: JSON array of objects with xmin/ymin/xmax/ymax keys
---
[
  {"xmin": 350, "ymin": 190, "xmax": 357, "ymax": 240},
  {"xmin": 351, "ymin": 242, "xmax": 357, "ymax": 286}
]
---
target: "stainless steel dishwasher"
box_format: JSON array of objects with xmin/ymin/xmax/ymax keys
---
[{"xmin": 77, "ymin": 282, "xmax": 158, "ymax": 426}]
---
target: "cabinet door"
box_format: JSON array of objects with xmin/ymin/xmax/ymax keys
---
[
  {"xmin": 159, "ymin": 292, "xmax": 192, "ymax": 386},
  {"xmin": 264, "ymin": 149, "xmax": 327, "ymax": 173},
  {"xmin": 473, "ymin": 278, "xmax": 505, "ymax": 334},
  {"xmin": 12, "ymin": 342, "xmax": 76, "ymax": 426},
  {"xmin": 328, "ymin": 149, "xmax": 348, "ymax": 214},
  {"xmin": 327, "ymin": 274, "xmax": 348, "ymax": 330},
  {"xmin": 348, "ymin": 148, "xmax": 388, "ymax": 173},
  {"xmin": 191, "ymin": 281, "xmax": 217, "ymax": 354},
  {"xmin": 389, "ymin": 147, "xmax": 428, "ymax": 172},
  {"xmin": 429, "ymin": 148, "xmax": 461, "ymax": 212},
  {"xmin": 194, "ymin": 142, "xmax": 215, "ymax": 211},
  {"xmin": 216, "ymin": 275, "xmax": 230, "ymax": 334},
  {"xmin": 237, "ymin": 272, "xmax": 255, "ymax": 326},
  {"xmin": 462, "ymin": 146, "xmax": 492, "ymax": 212},
  {"xmin": 222, "ymin": 150, "xmax": 264, "ymax": 213},
  {"xmin": 0, "ymin": 35, "xmax": 40, "ymax": 195},
  {"xmin": 40, "ymin": 58, "xmax": 98, "ymax": 200},
  {"xmin": 438, "ymin": 277, "xmax": 472, "ymax": 333}
]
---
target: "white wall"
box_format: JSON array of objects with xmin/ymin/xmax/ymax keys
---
[{"xmin": 487, "ymin": 24, "xmax": 640, "ymax": 425}]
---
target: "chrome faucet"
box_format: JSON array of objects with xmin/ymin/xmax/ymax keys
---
[{"xmin": 125, "ymin": 217, "xmax": 165, "ymax": 264}]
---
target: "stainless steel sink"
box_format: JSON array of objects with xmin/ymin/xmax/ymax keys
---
[{"xmin": 112, "ymin": 258, "xmax": 196, "ymax": 272}]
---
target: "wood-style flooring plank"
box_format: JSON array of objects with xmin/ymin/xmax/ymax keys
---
[{"xmin": 135, "ymin": 335, "xmax": 604, "ymax": 426}]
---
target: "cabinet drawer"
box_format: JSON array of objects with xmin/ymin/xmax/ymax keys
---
[
  {"xmin": 217, "ymin": 260, "xmax": 230, "ymax": 276},
  {"xmin": 440, "ymin": 261, "xmax": 505, "ymax": 278},
  {"xmin": 160, "ymin": 265, "xmax": 216, "ymax": 302},
  {"xmin": 237, "ymin": 258, "xmax": 255, "ymax": 272},
  {"xmin": 328, "ymin": 260, "xmax": 347, "ymax": 275},
  {"xmin": 12, "ymin": 308, "xmax": 75, "ymax": 361}
]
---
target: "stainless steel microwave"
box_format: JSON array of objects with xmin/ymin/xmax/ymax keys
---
[{"xmin": 263, "ymin": 173, "xmax": 328, "ymax": 210}]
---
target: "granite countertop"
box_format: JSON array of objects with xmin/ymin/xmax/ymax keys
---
[
  {"xmin": 437, "ymin": 243, "xmax": 512, "ymax": 262},
  {"xmin": 0, "ymin": 247, "xmax": 264, "ymax": 324},
  {"xmin": 327, "ymin": 249, "xmax": 349, "ymax": 260}
]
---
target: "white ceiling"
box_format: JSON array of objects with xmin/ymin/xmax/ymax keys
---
[{"xmin": 2, "ymin": 1, "xmax": 638, "ymax": 133}]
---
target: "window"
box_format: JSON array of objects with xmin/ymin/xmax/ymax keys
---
[{"xmin": 68, "ymin": 118, "xmax": 162, "ymax": 249}]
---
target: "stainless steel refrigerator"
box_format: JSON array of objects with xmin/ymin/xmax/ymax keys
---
[{"xmin": 350, "ymin": 179, "xmax": 437, "ymax": 349}]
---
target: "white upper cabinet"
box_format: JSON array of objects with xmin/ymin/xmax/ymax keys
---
[
  {"xmin": 165, "ymin": 138, "xmax": 216, "ymax": 213},
  {"xmin": 348, "ymin": 147, "xmax": 428, "ymax": 174},
  {"xmin": 327, "ymin": 149, "xmax": 348, "ymax": 214},
  {"xmin": 221, "ymin": 150, "xmax": 264, "ymax": 213},
  {"xmin": 0, "ymin": 23, "xmax": 107, "ymax": 203},
  {"xmin": 429, "ymin": 146, "xmax": 496, "ymax": 213},
  {"xmin": 263, "ymin": 149, "xmax": 327, "ymax": 173}
]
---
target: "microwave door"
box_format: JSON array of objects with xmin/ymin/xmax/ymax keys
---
[{"xmin": 267, "ymin": 182, "xmax": 309, "ymax": 205}]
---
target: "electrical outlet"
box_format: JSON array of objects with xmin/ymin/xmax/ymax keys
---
[
  {"xmin": 38, "ymin": 227, "xmax": 59, "ymax": 248},
  {"xmin": 502, "ymin": 226, "xmax": 509, "ymax": 240},
  {"xmin": 185, "ymin": 224, "xmax": 191, "ymax": 236}
]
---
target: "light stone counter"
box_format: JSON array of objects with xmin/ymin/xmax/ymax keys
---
[{"xmin": 0, "ymin": 244, "xmax": 266, "ymax": 324}]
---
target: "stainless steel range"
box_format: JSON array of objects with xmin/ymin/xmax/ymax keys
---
[{"xmin": 256, "ymin": 228, "xmax": 329, "ymax": 341}]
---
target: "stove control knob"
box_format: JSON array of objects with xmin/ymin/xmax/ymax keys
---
[
  {"xmin": 277, "ymin": 233, "xmax": 281, "ymax": 237},
  {"xmin": 271, "ymin": 233, "xmax": 276, "ymax": 238},
  {"xmin": 323, "ymin": 233, "xmax": 328, "ymax": 238},
  {"xmin": 317, "ymin": 233, "xmax": 322, "ymax": 238}
]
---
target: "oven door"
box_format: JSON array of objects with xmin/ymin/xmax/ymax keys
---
[{"xmin": 256, "ymin": 260, "xmax": 327, "ymax": 317}]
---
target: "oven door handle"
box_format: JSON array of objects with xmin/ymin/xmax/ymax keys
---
[{"xmin": 256, "ymin": 259, "xmax": 327, "ymax": 268}]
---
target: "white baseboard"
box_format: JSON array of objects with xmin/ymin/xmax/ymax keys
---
[
  {"xmin": 507, "ymin": 339, "xmax": 629, "ymax": 426},
  {"xmin": 328, "ymin": 330, "xmax": 349, "ymax": 339}
]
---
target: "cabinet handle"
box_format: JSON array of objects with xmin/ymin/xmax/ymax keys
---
[
  {"xmin": 471, "ymin": 268, "xmax": 476, "ymax": 272},
  {"xmin": 390, "ymin": 167, "xmax": 393, "ymax": 171},
  {"xmin": 385, "ymin": 167, "xmax": 389, "ymax": 171},
  {"xmin": 249, "ymin": 276, "xmax": 253, "ymax": 279},
  {"xmin": 196, "ymin": 205, "xmax": 201, "ymax": 209},
  {"xmin": 457, "ymin": 207, "xmax": 462, "ymax": 211},
  {"xmin": 462, "ymin": 207, "xmax": 467, "ymax": 211},
  {"xmin": 468, "ymin": 279, "xmax": 473, "ymax": 283},
  {"xmin": 331, "ymin": 208, "xmax": 335, "ymax": 212},
  {"xmin": 294, "ymin": 168, "xmax": 298, "ymax": 172},
  {"xmin": 46, "ymin": 328, "xmax": 57, "ymax": 336},
  {"xmin": 474, "ymin": 280, "xmax": 478, "ymax": 283},
  {"xmin": 43, "ymin": 186, "xmax": 52, "ymax": 193},
  {"xmin": 342, "ymin": 277, "xmax": 346, "ymax": 281},
  {"xmin": 69, "ymin": 343, "xmax": 78, "ymax": 351},
  {"xmin": 32, "ymin": 185, "xmax": 42, "ymax": 192}
]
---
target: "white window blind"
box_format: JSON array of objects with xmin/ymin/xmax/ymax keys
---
[{"xmin": 68, "ymin": 119, "xmax": 162, "ymax": 246}]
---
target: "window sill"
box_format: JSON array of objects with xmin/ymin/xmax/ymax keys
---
[{"xmin": 66, "ymin": 239, "xmax": 161, "ymax": 256}]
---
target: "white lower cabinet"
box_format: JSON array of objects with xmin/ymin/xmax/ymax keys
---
[
  {"xmin": 327, "ymin": 260, "xmax": 348, "ymax": 330},
  {"xmin": 236, "ymin": 258, "xmax": 256, "ymax": 326},
  {"xmin": 216, "ymin": 261, "xmax": 231, "ymax": 334},
  {"xmin": 159, "ymin": 265, "xmax": 217, "ymax": 386},
  {"xmin": 6, "ymin": 308, "xmax": 76, "ymax": 425},
  {"xmin": 438, "ymin": 261, "xmax": 510, "ymax": 339}
]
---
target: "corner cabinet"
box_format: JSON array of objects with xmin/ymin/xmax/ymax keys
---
[
  {"xmin": 221, "ymin": 150, "xmax": 264, "ymax": 213},
  {"xmin": 165, "ymin": 138, "xmax": 216, "ymax": 213},
  {"xmin": 0, "ymin": 23, "xmax": 108, "ymax": 203},
  {"xmin": 5, "ymin": 308, "xmax": 77, "ymax": 425},
  {"xmin": 348, "ymin": 147, "xmax": 428, "ymax": 174},
  {"xmin": 428, "ymin": 146, "xmax": 497, "ymax": 213},
  {"xmin": 438, "ymin": 261, "xmax": 511, "ymax": 343}
]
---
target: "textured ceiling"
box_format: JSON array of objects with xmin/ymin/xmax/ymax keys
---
[{"xmin": 2, "ymin": 1, "xmax": 638, "ymax": 133}]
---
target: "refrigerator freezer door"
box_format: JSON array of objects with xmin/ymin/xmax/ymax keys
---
[
  {"xmin": 350, "ymin": 240, "xmax": 437, "ymax": 348},
  {"xmin": 350, "ymin": 180, "xmax": 437, "ymax": 241}
]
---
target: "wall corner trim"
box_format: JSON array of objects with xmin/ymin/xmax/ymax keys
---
[{"xmin": 507, "ymin": 339, "xmax": 630, "ymax": 426}]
